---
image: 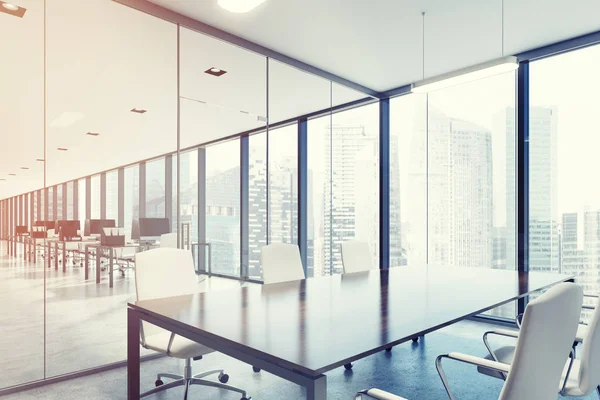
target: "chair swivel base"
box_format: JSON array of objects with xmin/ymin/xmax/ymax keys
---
[{"xmin": 141, "ymin": 368, "xmax": 250, "ymax": 400}]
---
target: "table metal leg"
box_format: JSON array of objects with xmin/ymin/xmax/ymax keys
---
[
  {"xmin": 55, "ymin": 242, "xmax": 59, "ymax": 270},
  {"xmin": 85, "ymin": 249, "xmax": 89, "ymax": 279},
  {"xmin": 306, "ymin": 375, "xmax": 327, "ymax": 400},
  {"xmin": 62, "ymin": 242, "xmax": 66, "ymax": 272},
  {"xmin": 96, "ymin": 251, "xmax": 101, "ymax": 284},
  {"xmin": 127, "ymin": 307, "xmax": 141, "ymax": 400}
]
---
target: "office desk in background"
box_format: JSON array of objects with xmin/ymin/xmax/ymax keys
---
[
  {"xmin": 127, "ymin": 266, "xmax": 573, "ymax": 400},
  {"xmin": 85, "ymin": 243, "xmax": 151, "ymax": 288}
]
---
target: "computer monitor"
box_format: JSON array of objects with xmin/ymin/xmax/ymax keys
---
[
  {"xmin": 34, "ymin": 220, "xmax": 54, "ymax": 230},
  {"xmin": 15, "ymin": 225, "xmax": 28, "ymax": 235},
  {"xmin": 131, "ymin": 218, "xmax": 170, "ymax": 240},
  {"xmin": 57, "ymin": 220, "xmax": 80, "ymax": 241},
  {"xmin": 84, "ymin": 219, "xmax": 116, "ymax": 236}
]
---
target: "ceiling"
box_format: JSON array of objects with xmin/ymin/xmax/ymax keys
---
[
  {"xmin": 0, "ymin": 0, "xmax": 364, "ymax": 199},
  {"xmin": 149, "ymin": 0, "xmax": 600, "ymax": 92},
  {"xmin": 2, "ymin": 0, "xmax": 600, "ymax": 199}
]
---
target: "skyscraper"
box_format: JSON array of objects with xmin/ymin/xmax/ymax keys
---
[{"xmin": 427, "ymin": 107, "xmax": 493, "ymax": 268}]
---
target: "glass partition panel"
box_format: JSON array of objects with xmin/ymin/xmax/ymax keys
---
[
  {"xmin": 45, "ymin": 0, "xmax": 177, "ymax": 378},
  {"xmin": 205, "ymin": 140, "xmax": 241, "ymax": 277},
  {"xmin": 0, "ymin": 0, "xmax": 45, "ymax": 389}
]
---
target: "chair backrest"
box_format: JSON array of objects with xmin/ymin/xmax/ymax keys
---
[
  {"xmin": 499, "ymin": 282, "xmax": 583, "ymax": 400},
  {"xmin": 575, "ymin": 296, "xmax": 600, "ymax": 394},
  {"xmin": 341, "ymin": 240, "xmax": 374, "ymax": 273},
  {"xmin": 160, "ymin": 232, "xmax": 178, "ymax": 249},
  {"xmin": 135, "ymin": 248, "xmax": 198, "ymax": 302},
  {"xmin": 260, "ymin": 243, "xmax": 305, "ymax": 285}
]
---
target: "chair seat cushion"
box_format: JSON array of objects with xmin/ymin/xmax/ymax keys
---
[
  {"xmin": 477, "ymin": 345, "xmax": 515, "ymax": 379},
  {"xmin": 144, "ymin": 330, "xmax": 214, "ymax": 359},
  {"xmin": 364, "ymin": 388, "xmax": 407, "ymax": 400}
]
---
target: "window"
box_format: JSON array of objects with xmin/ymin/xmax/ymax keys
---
[
  {"xmin": 146, "ymin": 157, "xmax": 165, "ymax": 218},
  {"xmin": 47, "ymin": 187, "xmax": 54, "ymax": 221},
  {"xmin": 90, "ymin": 175, "xmax": 101, "ymax": 219},
  {"xmin": 56, "ymin": 185, "xmax": 63, "ymax": 220},
  {"xmin": 308, "ymin": 104, "xmax": 379, "ymax": 277},
  {"xmin": 249, "ymin": 133, "xmax": 267, "ymax": 279},
  {"xmin": 176, "ymin": 151, "xmax": 199, "ymax": 250},
  {"xmin": 66, "ymin": 182, "xmax": 74, "ymax": 220},
  {"xmin": 529, "ymin": 44, "xmax": 600, "ymax": 319},
  {"xmin": 205, "ymin": 140, "xmax": 240, "ymax": 277},
  {"xmin": 426, "ymin": 70, "xmax": 516, "ymax": 318},
  {"xmin": 269, "ymin": 125, "xmax": 298, "ymax": 245},
  {"xmin": 124, "ymin": 165, "xmax": 139, "ymax": 240},
  {"xmin": 390, "ymin": 94, "xmax": 427, "ymax": 267},
  {"xmin": 78, "ymin": 179, "xmax": 86, "ymax": 234},
  {"xmin": 106, "ymin": 170, "xmax": 118, "ymax": 221}
]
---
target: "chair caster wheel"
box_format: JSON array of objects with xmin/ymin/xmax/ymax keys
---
[
  {"xmin": 344, "ymin": 363, "xmax": 353, "ymax": 370},
  {"xmin": 218, "ymin": 373, "xmax": 229, "ymax": 383},
  {"xmin": 155, "ymin": 379, "xmax": 164, "ymax": 387},
  {"xmin": 241, "ymin": 397, "xmax": 251, "ymax": 400},
  {"xmin": 252, "ymin": 366, "xmax": 261, "ymax": 373},
  {"xmin": 386, "ymin": 347, "xmax": 393, "ymax": 352},
  {"xmin": 412, "ymin": 337, "xmax": 418, "ymax": 343}
]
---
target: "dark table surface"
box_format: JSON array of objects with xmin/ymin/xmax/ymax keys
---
[{"xmin": 129, "ymin": 266, "xmax": 572, "ymax": 377}]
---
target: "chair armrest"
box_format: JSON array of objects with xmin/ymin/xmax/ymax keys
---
[
  {"xmin": 356, "ymin": 389, "xmax": 407, "ymax": 400},
  {"xmin": 584, "ymin": 293, "xmax": 599, "ymax": 298},
  {"xmin": 486, "ymin": 329, "xmax": 519, "ymax": 339},
  {"xmin": 483, "ymin": 329, "xmax": 519, "ymax": 365},
  {"xmin": 436, "ymin": 353, "xmax": 511, "ymax": 399},
  {"xmin": 446, "ymin": 353, "xmax": 511, "ymax": 373}
]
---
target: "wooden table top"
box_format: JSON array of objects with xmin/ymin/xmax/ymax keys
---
[{"xmin": 130, "ymin": 266, "xmax": 572, "ymax": 376}]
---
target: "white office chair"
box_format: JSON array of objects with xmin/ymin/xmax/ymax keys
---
[
  {"xmin": 160, "ymin": 232, "xmax": 178, "ymax": 249},
  {"xmin": 354, "ymin": 388, "xmax": 407, "ymax": 399},
  {"xmin": 436, "ymin": 282, "xmax": 582, "ymax": 400},
  {"xmin": 341, "ymin": 240, "xmax": 375, "ymax": 274},
  {"xmin": 479, "ymin": 293, "xmax": 600, "ymax": 397},
  {"xmin": 260, "ymin": 243, "xmax": 305, "ymax": 285},
  {"xmin": 135, "ymin": 248, "xmax": 249, "ymax": 400}
]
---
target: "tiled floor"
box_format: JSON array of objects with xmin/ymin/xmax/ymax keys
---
[{"xmin": 0, "ymin": 240, "xmax": 596, "ymax": 399}]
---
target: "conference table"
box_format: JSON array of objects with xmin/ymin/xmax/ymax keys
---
[{"xmin": 127, "ymin": 266, "xmax": 572, "ymax": 400}]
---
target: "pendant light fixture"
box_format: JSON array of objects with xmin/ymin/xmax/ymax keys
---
[{"xmin": 411, "ymin": 0, "xmax": 517, "ymax": 93}]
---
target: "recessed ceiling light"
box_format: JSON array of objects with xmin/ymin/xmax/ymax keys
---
[
  {"xmin": 2, "ymin": 2, "xmax": 18, "ymax": 10},
  {"xmin": 0, "ymin": 179, "xmax": 6, "ymax": 181},
  {"xmin": 218, "ymin": 0, "xmax": 266, "ymax": 13},
  {"xmin": 86, "ymin": 132, "xmax": 100, "ymax": 136},
  {"xmin": 0, "ymin": 1, "xmax": 25, "ymax": 17},
  {"xmin": 205, "ymin": 67, "xmax": 227, "ymax": 77},
  {"xmin": 20, "ymin": 167, "xmax": 29, "ymax": 170},
  {"xmin": 57, "ymin": 147, "xmax": 68, "ymax": 151},
  {"xmin": 8, "ymin": 173, "xmax": 16, "ymax": 176},
  {"xmin": 130, "ymin": 108, "xmax": 147, "ymax": 114},
  {"xmin": 36, "ymin": 158, "xmax": 45, "ymax": 162}
]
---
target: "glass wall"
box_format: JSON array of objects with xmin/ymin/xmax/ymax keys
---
[
  {"xmin": 66, "ymin": 181, "xmax": 74, "ymax": 219},
  {"xmin": 249, "ymin": 133, "xmax": 267, "ymax": 278}
]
